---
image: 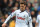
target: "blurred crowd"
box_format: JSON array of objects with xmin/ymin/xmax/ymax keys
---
[{"xmin": 0, "ymin": 0, "xmax": 40, "ymax": 27}]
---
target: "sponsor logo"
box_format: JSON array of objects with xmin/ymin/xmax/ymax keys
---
[{"xmin": 17, "ymin": 16, "xmax": 25, "ymax": 20}]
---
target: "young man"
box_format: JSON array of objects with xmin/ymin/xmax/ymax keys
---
[
  {"xmin": 35, "ymin": 11, "xmax": 40, "ymax": 27},
  {"xmin": 2, "ymin": 2, "xmax": 32, "ymax": 27}
]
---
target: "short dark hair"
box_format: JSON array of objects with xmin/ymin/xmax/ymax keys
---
[{"xmin": 20, "ymin": 2, "xmax": 26, "ymax": 5}]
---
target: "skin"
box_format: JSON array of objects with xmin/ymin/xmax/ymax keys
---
[
  {"xmin": 2, "ymin": 3, "xmax": 26, "ymax": 27},
  {"xmin": 20, "ymin": 4, "xmax": 25, "ymax": 12}
]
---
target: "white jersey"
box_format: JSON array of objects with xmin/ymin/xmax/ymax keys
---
[
  {"xmin": 36, "ymin": 15, "xmax": 40, "ymax": 27},
  {"xmin": 4, "ymin": 9, "xmax": 32, "ymax": 27}
]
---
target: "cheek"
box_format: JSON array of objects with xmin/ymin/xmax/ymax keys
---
[
  {"xmin": 23, "ymin": 6, "xmax": 25, "ymax": 7},
  {"xmin": 20, "ymin": 7, "xmax": 23, "ymax": 8}
]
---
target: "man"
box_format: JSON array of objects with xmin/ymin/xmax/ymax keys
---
[
  {"xmin": 2, "ymin": 2, "xmax": 32, "ymax": 27},
  {"xmin": 35, "ymin": 11, "xmax": 40, "ymax": 27}
]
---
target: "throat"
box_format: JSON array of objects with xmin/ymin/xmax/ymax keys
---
[
  {"xmin": 21, "ymin": 10, "xmax": 24, "ymax": 12},
  {"xmin": 20, "ymin": 10, "xmax": 25, "ymax": 12}
]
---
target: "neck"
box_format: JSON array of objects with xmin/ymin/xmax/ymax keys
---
[{"xmin": 20, "ymin": 9, "xmax": 25, "ymax": 12}]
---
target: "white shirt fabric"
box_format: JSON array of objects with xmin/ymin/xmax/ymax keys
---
[
  {"xmin": 4, "ymin": 9, "xmax": 32, "ymax": 27},
  {"xmin": 36, "ymin": 15, "xmax": 40, "ymax": 27},
  {"xmin": 26, "ymin": 10, "xmax": 33, "ymax": 27}
]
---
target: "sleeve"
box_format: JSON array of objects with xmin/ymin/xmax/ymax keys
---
[
  {"xmin": 4, "ymin": 10, "xmax": 16, "ymax": 23},
  {"xmin": 36, "ymin": 16, "xmax": 39, "ymax": 23},
  {"xmin": 29, "ymin": 17, "xmax": 32, "ymax": 22},
  {"xmin": 27, "ymin": 12, "xmax": 32, "ymax": 22},
  {"xmin": 26, "ymin": 11, "xmax": 33, "ymax": 27},
  {"xmin": 29, "ymin": 16, "xmax": 33, "ymax": 27},
  {"xmin": 28, "ymin": 12, "xmax": 32, "ymax": 22},
  {"xmin": 27, "ymin": 14, "xmax": 29, "ymax": 22},
  {"xmin": 27, "ymin": 13, "xmax": 33, "ymax": 27}
]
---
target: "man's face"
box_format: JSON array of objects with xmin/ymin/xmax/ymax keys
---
[{"xmin": 20, "ymin": 4, "xmax": 25, "ymax": 11}]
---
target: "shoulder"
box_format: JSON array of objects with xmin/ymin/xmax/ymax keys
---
[{"xmin": 25, "ymin": 11, "xmax": 29, "ymax": 15}]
